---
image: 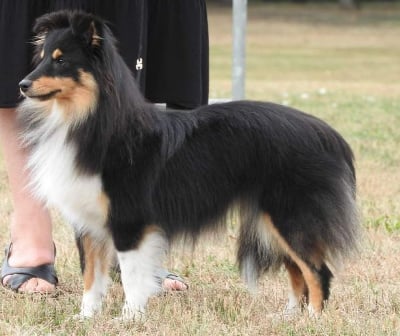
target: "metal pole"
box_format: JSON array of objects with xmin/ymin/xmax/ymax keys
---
[{"xmin": 232, "ymin": 0, "xmax": 247, "ymax": 100}]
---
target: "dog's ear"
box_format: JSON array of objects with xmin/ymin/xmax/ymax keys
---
[
  {"xmin": 33, "ymin": 11, "xmax": 71, "ymax": 47},
  {"xmin": 71, "ymin": 15, "xmax": 103, "ymax": 47},
  {"xmin": 88, "ymin": 21, "xmax": 102, "ymax": 47}
]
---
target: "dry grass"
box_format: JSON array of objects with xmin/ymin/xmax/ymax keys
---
[{"xmin": 1, "ymin": 2, "xmax": 400, "ymax": 335}]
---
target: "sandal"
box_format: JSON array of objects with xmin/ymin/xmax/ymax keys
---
[
  {"xmin": 1, "ymin": 243, "xmax": 58, "ymax": 292},
  {"xmin": 156, "ymin": 269, "xmax": 188, "ymax": 291}
]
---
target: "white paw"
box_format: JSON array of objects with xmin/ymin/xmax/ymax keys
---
[
  {"xmin": 283, "ymin": 303, "xmax": 302, "ymax": 318},
  {"xmin": 307, "ymin": 305, "xmax": 322, "ymax": 318},
  {"xmin": 120, "ymin": 303, "xmax": 146, "ymax": 322},
  {"xmin": 79, "ymin": 300, "xmax": 102, "ymax": 319},
  {"xmin": 73, "ymin": 312, "xmax": 91, "ymax": 321}
]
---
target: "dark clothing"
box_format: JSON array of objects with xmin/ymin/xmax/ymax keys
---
[
  {"xmin": 0, "ymin": 0, "xmax": 209, "ymax": 109},
  {"xmin": 146, "ymin": 0, "xmax": 209, "ymax": 109}
]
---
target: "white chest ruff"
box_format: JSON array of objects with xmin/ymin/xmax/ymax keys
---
[{"xmin": 25, "ymin": 105, "xmax": 107, "ymax": 236}]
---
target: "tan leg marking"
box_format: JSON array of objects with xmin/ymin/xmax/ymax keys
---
[
  {"xmin": 81, "ymin": 234, "xmax": 95, "ymax": 292},
  {"xmin": 97, "ymin": 191, "xmax": 110, "ymax": 223},
  {"xmin": 263, "ymin": 214, "xmax": 323, "ymax": 314},
  {"xmin": 284, "ymin": 259, "xmax": 307, "ymax": 302},
  {"xmin": 81, "ymin": 234, "xmax": 112, "ymax": 292}
]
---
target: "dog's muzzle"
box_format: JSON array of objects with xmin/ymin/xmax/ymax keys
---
[{"xmin": 19, "ymin": 79, "xmax": 33, "ymax": 93}]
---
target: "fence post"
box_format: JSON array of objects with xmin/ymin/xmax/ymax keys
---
[{"xmin": 232, "ymin": 0, "xmax": 247, "ymax": 100}]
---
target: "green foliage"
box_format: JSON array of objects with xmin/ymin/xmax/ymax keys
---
[{"xmin": 366, "ymin": 215, "xmax": 400, "ymax": 233}]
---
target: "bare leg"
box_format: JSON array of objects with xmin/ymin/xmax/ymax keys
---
[{"xmin": 0, "ymin": 107, "xmax": 55, "ymax": 293}]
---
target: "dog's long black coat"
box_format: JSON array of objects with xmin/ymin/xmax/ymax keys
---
[{"xmin": 18, "ymin": 11, "xmax": 359, "ymax": 317}]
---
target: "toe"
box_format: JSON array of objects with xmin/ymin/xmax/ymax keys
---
[
  {"xmin": 163, "ymin": 278, "xmax": 188, "ymax": 291},
  {"xmin": 2, "ymin": 275, "xmax": 11, "ymax": 287},
  {"xmin": 18, "ymin": 277, "xmax": 38, "ymax": 292},
  {"xmin": 17, "ymin": 277, "xmax": 55, "ymax": 293},
  {"xmin": 35, "ymin": 278, "xmax": 56, "ymax": 293}
]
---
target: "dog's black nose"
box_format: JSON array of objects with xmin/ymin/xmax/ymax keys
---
[{"xmin": 19, "ymin": 79, "xmax": 33, "ymax": 92}]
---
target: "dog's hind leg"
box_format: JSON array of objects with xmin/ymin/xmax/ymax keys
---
[
  {"xmin": 76, "ymin": 232, "xmax": 113, "ymax": 318},
  {"xmin": 317, "ymin": 262, "xmax": 333, "ymax": 302},
  {"xmin": 283, "ymin": 258, "xmax": 308, "ymax": 315},
  {"xmin": 116, "ymin": 225, "xmax": 168, "ymax": 320},
  {"xmin": 283, "ymin": 258, "xmax": 333, "ymax": 317},
  {"xmin": 262, "ymin": 214, "xmax": 328, "ymax": 317}
]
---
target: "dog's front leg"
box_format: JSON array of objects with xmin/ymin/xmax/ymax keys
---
[
  {"xmin": 76, "ymin": 233, "xmax": 113, "ymax": 318},
  {"xmin": 116, "ymin": 227, "xmax": 168, "ymax": 320}
]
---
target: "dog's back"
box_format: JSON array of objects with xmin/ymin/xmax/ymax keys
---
[{"xmin": 101, "ymin": 98, "xmax": 358, "ymax": 315}]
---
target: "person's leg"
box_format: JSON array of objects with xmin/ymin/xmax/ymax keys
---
[{"xmin": 0, "ymin": 107, "xmax": 55, "ymax": 292}]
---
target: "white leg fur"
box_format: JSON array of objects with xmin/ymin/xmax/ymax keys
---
[
  {"xmin": 308, "ymin": 304, "xmax": 321, "ymax": 318},
  {"xmin": 283, "ymin": 291, "xmax": 302, "ymax": 317},
  {"xmin": 79, "ymin": 258, "xmax": 110, "ymax": 318},
  {"xmin": 117, "ymin": 230, "xmax": 167, "ymax": 320}
]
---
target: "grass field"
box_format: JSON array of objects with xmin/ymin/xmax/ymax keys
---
[{"xmin": 1, "ymin": 2, "xmax": 400, "ymax": 335}]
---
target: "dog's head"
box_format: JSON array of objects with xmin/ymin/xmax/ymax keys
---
[{"xmin": 19, "ymin": 11, "xmax": 105, "ymax": 121}]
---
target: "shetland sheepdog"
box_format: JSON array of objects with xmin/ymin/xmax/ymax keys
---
[{"xmin": 18, "ymin": 10, "xmax": 359, "ymax": 320}]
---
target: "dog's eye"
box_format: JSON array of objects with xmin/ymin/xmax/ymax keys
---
[{"xmin": 56, "ymin": 57, "xmax": 65, "ymax": 65}]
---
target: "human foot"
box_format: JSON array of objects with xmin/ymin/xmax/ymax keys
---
[
  {"xmin": 1, "ymin": 243, "xmax": 57, "ymax": 293},
  {"xmin": 160, "ymin": 271, "xmax": 188, "ymax": 291}
]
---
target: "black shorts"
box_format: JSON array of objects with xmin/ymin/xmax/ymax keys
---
[{"xmin": 0, "ymin": 0, "xmax": 208, "ymax": 109}]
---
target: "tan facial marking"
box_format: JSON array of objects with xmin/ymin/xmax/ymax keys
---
[
  {"xmin": 40, "ymin": 49, "xmax": 45, "ymax": 59},
  {"xmin": 64, "ymin": 70, "xmax": 99, "ymax": 123},
  {"xmin": 29, "ymin": 70, "xmax": 98, "ymax": 124},
  {"xmin": 52, "ymin": 48, "xmax": 63, "ymax": 59},
  {"xmin": 31, "ymin": 76, "xmax": 71, "ymax": 98}
]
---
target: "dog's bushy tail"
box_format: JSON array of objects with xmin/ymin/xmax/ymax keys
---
[{"xmin": 237, "ymin": 164, "xmax": 359, "ymax": 290}]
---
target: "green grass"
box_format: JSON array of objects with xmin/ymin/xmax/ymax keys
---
[{"xmin": 1, "ymin": 2, "xmax": 400, "ymax": 335}]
